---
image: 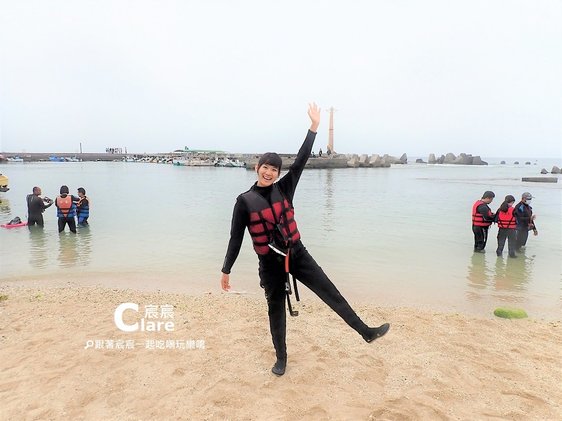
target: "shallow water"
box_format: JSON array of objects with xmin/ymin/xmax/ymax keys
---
[{"xmin": 1, "ymin": 160, "xmax": 561, "ymax": 319}]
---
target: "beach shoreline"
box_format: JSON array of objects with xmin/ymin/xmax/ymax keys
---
[
  {"xmin": 1, "ymin": 283, "xmax": 561, "ymax": 420},
  {"xmin": 2, "ymin": 268, "xmax": 560, "ymax": 323}
]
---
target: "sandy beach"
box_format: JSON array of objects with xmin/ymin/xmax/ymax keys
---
[{"xmin": 0, "ymin": 283, "xmax": 561, "ymax": 420}]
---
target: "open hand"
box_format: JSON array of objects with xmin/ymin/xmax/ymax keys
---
[
  {"xmin": 308, "ymin": 102, "xmax": 320, "ymax": 132},
  {"xmin": 221, "ymin": 273, "xmax": 231, "ymax": 291}
]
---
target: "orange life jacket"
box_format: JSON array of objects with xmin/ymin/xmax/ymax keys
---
[
  {"xmin": 56, "ymin": 195, "xmax": 74, "ymax": 217},
  {"xmin": 472, "ymin": 200, "xmax": 492, "ymax": 227},
  {"xmin": 497, "ymin": 207, "xmax": 516, "ymax": 229}
]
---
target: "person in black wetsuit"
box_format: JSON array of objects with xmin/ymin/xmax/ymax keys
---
[
  {"xmin": 471, "ymin": 191, "xmax": 496, "ymax": 252},
  {"xmin": 514, "ymin": 192, "xmax": 537, "ymax": 251},
  {"xmin": 220, "ymin": 103, "xmax": 390, "ymax": 376},
  {"xmin": 26, "ymin": 186, "xmax": 54, "ymax": 227}
]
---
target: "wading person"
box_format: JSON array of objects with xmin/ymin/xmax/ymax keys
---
[
  {"xmin": 55, "ymin": 185, "xmax": 78, "ymax": 233},
  {"xmin": 514, "ymin": 192, "xmax": 537, "ymax": 251},
  {"xmin": 220, "ymin": 103, "xmax": 389, "ymax": 376},
  {"xmin": 76, "ymin": 187, "xmax": 90, "ymax": 226},
  {"xmin": 26, "ymin": 186, "xmax": 53, "ymax": 227},
  {"xmin": 471, "ymin": 191, "xmax": 495, "ymax": 252},
  {"xmin": 495, "ymin": 195, "xmax": 517, "ymax": 258}
]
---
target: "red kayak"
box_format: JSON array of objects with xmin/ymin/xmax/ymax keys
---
[{"xmin": 1, "ymin": 221, "xmax": 28, "ymax": 228}]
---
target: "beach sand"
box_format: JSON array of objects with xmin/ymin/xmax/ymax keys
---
[{"xmin": 0, "ymin": 284, "xmax": 561, "ymax": 420}]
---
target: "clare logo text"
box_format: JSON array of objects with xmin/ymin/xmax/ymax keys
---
[{"xmin": 114, "ymin": 302, "xmax": 175, "ymax": 332}]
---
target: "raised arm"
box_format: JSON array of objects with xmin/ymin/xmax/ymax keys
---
[
  {"xmin": 308, "ymin": 102, "xmax": 320, "ymax": 132},
  {"xmin": 277, "ymin": 103, "xmax": 321, "ymax": 201}
]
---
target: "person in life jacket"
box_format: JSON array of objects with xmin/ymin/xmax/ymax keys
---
[
  {"xmin": 514, "ymin": 191, "xmax": 537, "ymax": 251},
  {"xmin": 495, "ymin": 195, "xmax": 517, "ymax": 258},
  {"xmin": 55, "ymin": 185, "xmax": 79, "ymax": 233},
  {"xmin": 76, "ymin": 187, "xmax": 90, "ymax": 226},
  {"xmin": 220, "ymin": 103, "xmax": 389, "ymax": 377},
  {"xmin": 471, "ymin": 190, "xmax": 496, "ymax": 252}
]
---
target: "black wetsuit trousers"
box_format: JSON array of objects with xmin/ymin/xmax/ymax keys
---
[
  {"xmin": 58, "ymin": 217, "xmax": 77, "ymax": 233},
  {"xmin": 496, "ymin": 228, "xmax": 516, "ymax": 256},
  {"xmin": 515, "ymin": 228, "xmax": 529, "ymax": 250},
  {"xmin": 27, "ymin": 214, "xmax": 44, "ymax": 227},
  {"xmin": 472, "ymin": 225, "xmax": 489, "ymax": 251},
  {"xmin": 258, "ymin": 241, "xmax": 369, "ymax": 361}
]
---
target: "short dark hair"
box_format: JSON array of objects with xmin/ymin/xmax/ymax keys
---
[
  {"xmin": 257, "ymin": 152, "xmax": 282, "ymax": 172},
  {"xmin": 78, "ymin": 187, "xmax": 86, "ymax": 195},
  {"xmin": 60, "ymin": 185, "xmax": 69, "ymax": 194},
  {"xmin": 32, "ymin": 186, "xmax": 40, "ymax": 194},
  {"xmin": 482, "ymin": 191, "xmax": 495, "ymax": 199}
]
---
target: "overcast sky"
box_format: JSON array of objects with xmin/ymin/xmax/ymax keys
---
[{"xmin": 1, "ymin": 0, "xmax": 560, "ymax": 158}]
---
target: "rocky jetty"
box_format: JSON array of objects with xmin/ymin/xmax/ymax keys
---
[
  {"xmin": 358, "ymin": 154, "xmax": 370, "ymax": 167},
  {"xmin": 369, "ymin": 154, "xmax": 390, "ymax": 168},
  {"xmin": 428, "ymin": 153, "xmax": 487, "ymax": 165},
  {"xmin": 538, "ymin": 166, "xmax": 561, "ymax": 175}
]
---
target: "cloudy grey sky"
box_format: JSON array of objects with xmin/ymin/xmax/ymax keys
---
[{"xmin": 1, "ymin": 0, "xmax": 560, "ymax": 158}]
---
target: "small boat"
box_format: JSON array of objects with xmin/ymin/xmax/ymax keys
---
[
  {"xmin": 173, "ymin": 157, "xmax": 214, "ymax": 166},
  {"xmin": 214, "ymin": 158, "xmax": 246, "ymax": 168},
  {"xmin": 64, "ymin": 156, "xmax": 82, "ymax": 162},
  {"xmin": 6, "ymin": 156, "xmax": 24, "ymax": 162}
]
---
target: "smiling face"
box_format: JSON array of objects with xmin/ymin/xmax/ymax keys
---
[{"xmin": 255, "ymin": 163, "xmax": 279, "ymax": 187}]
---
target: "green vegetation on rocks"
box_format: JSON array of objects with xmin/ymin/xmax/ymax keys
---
[{"xmin": 494, "ymin": 307, "xmax": 528, "ymax": 319}]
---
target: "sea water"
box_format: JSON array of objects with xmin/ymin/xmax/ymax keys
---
[{"xmin": 0, "ymin": 160, "xmax": 560, "ymax": 319}]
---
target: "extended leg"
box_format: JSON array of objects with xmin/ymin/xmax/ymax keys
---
[{"xmin": 290, "ymin": 245, "xmax": 389, "ymax": 342}]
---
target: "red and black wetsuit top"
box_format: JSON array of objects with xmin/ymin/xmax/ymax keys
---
[
  {"xmin": 221, "ymin": 129, "xmax": 316, "ymax": 274},
  {"xmin": 241, "ymin": 184, "xmax": 301, "ymax": 255}
]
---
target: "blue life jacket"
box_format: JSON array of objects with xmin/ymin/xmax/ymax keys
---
[{"xmin": 77, "ymin": 197, "xmax": 89, "ymax": 218}]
